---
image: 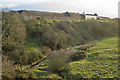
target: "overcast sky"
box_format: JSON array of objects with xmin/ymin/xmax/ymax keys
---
[{"xmin": 0, "ymin": 0, "xmax": 120, "ymax": 18}]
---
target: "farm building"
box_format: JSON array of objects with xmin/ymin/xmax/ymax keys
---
[{"xmin": 81, "ymin": 13, "xmax": 98, "ymax": 20}]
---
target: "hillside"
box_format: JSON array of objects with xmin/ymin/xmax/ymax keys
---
[
  {"xmin": 2, "ymin": 12, "xmax": 118, "ymax": 79},
  {"xmin": 14, "ymin": 10, "xmax": 82, "ymax": 20},
  {"xmin": 12, "ymin": 10, "xmax": 112, "ymax": 21}
]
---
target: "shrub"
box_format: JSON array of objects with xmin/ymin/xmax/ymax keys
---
[
  {"xmin": 47, "ymin": 57, "xmax": 67, "ymax": 74},
  {"xmin": 2, "ymin": 55, "xmax": 16, "ymax": 78},
  {"xmin": 26, "ymin": 47, "xmax": 45, "ymax": 64},
  {"xmin": 2, "ymin": 12, "xmax": 26, "ymax": 55},
  {"xmin": 47, "ymin": 51, "xmax": 70, "ymax": 75},
  {"xmin": 10, "ymin": 46, "xmax": 45, "ymax": 65},
  {"xmin": 70, "ymin": 51, "xmax": 87, "ymax": 61},
  {"xmin": 41, "ymin": 27, "xmax": 66, "ymax": 50},
  {"xmin": 9, "ymin": 45, "xmax": 28, "ymax": 65}
]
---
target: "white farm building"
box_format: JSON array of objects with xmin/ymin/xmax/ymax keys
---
[
  {"xmin": 81, "ymin": 13, "xmax": 98, "ymax": 20},
  {"xmin": 85, "ymin": 14, "xmax": 97, "ymax": 20}
]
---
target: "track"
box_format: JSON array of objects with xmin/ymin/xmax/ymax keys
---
[{"xmin": 22, "ymin": 43, "xmax": 95, "ymax": 70}]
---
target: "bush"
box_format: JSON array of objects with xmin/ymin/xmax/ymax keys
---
[
  {"xmin": 9, "ymin": 45, "xmax": 28, "ymax": 65},
  {"xmin": 2, "ymin": 55, "xmax": 16, "ymax": 78},
  {"xmin": 26, "ymin": 47, "xmax": 45, "ymax": 64},
  {"xmin": 10, "ymin": 45, "xmax": 45, "ymax": 65},
  {"xmin": 70, "ymin": 51, "xmax": 87, "ymax": 61},
  {"xmin": 2, "ymin": 12, "xmax": 26, "ymax": 55},
  {"xmin": 47, "ymin": 52, "xmax": 70, "ymax": 75},
  {"xmin": 47, "ymin": 57, "xmax": 68, "ymax": 74}
]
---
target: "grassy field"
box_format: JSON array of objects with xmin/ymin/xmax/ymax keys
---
[
  {"xmin": 26, "ymin": 37, "xmax": 119, "ymax": 79},
  {"xmin": 69, "ymin": 37, "xmax": 119, "ymax": 78}
]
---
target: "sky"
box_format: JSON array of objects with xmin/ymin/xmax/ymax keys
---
[{"xmin": 0, "ymin": 0, "xmax": 120, "ymax": 18}]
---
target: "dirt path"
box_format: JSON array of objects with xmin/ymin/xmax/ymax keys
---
[
  {"xmin": 22, "ymin": 49, "xmax": 76, "ymax": 70},
  {"xmin": 21, "ymin": 50, "xmax": 62, "ymax": 70},
  {"xmin": 21, "ymin": 57, "xmax": 47, "ymax": 70},
  {"xmin": 22, "ymin": 43, "xmax": 95, "ymax": 70}
]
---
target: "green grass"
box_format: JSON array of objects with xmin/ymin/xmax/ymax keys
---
[
  {"xmin": 27, "ymin": 37, "xmax": 119, "ymax": 79},
  {"xmin": 24, "ymin": 38, "xmax": 42, "ymax": 48},
  {"xmin": 69, "ymin": 37, "xmax": 119, "ymax": 78},
  {"xmin": 24, "ymin": 38, "xmax": 45, "ymax": 53},
  {"xmin": 28, "ymin": 61, "xmax": 62, "ymax": 78}
]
